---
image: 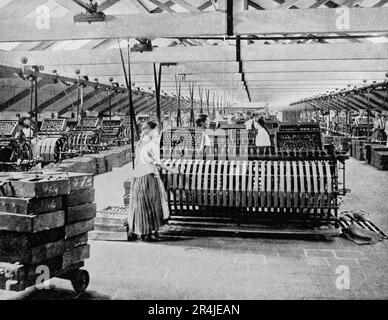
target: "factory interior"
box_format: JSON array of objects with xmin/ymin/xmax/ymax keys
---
[{"xmin": 0, "ymin": 0, "xmax": 387, "ymax": 301}]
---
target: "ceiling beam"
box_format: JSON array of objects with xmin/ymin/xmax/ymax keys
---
[
  {"xmin": 29, "ymin": 62, "xmax": 240, "ymax": 77},
  {"xmin": 234, "ymin": 7, "xmax": 388, "ymax": 34},
  {"xmin": 242, "ymin": 60, "xmax": 388, "ymax": 73},
  {"xmin": 241, "ymin": 43, "xmax": 388, "ymax": 61},
  {"xmin": 0, "ymin": 12, "xmax": 226, "ymax": 42},
  {"xmin": 243, "ymin": 72, "xmax": 387, "ymax": 81},
  {"xmin": 5, "ymin": 43, "xmax": 387, "ymax": 65}
]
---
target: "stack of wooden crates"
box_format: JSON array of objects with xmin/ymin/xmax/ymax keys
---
[
  {"xmin": 45, "ymin": 145, "xmax": 132, "ymax": 176},
  {"xmin": 0, "ymin": 172, "xmax": 95, "ymax": 291}
]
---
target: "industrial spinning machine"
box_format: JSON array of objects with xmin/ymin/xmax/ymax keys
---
[
  {"xmin": 160, "ymin": 123, "xmax": 328, "ymax": 161},
  {"xmin": 161, "ymin": 127, "xmax": 265, "ymax": 161},
  {"xmin": 36, "ymin": 118, "xmax": 68, "ymax": 163},
  {"xmin": 351, "ymin": 117, "xmax": 374, "ymax": 138},
  {"xmin": 100, "ymin": 117, "xmax": 128, "ymax": 146},
  {"xmin": 159, "ymin": 123, "xmax": 340, "ymax": 233},
  {"xmin": 68, "ymin": 117, "xmax": 102, "ymax": 155},
  {"xmin": 0, "ymin": 120, "xmax": 34, "ymax": 171}
]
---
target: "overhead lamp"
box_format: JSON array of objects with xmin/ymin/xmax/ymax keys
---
[
  {"xmin": 160, "ymin": 62, "xmax": 178, "ymax": 67},
  {"xmin": 73, "ymin": 0, "xmax": 105, "ymax": 24},
  {"xmin": 132, "ymin": 38, "xmax": 153, "ymax": 52},
  {"xmin": 52, "ymin": 70, "xmax": 59, "ymax": 84}
]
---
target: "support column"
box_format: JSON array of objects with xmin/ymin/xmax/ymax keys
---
[
  {"xmin": 189, "ymin": 82, "xmax": 195, "ymax": 126},
  {"xmin": 153, "ymin": 63, "xmax": 162, "ymax": 127},
  {"xmin": 175, "ymin": 75, "xmax": 182, "ymax": 127}
]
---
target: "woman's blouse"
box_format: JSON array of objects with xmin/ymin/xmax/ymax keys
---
[
  {"xmin": 133, "ymin": 138, "xmax": 161, "ymax": 178},
  {"xmin": 255, "ymin": 126, "xmax": 271, "ymax": 147},
  {"xmin": 373, "ymin": 118, "xmax": 384, "ymax": 130}
]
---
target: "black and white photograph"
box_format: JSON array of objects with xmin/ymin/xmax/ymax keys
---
[{"xmin": 0, "ymin": 0, "xmax": 387, "ymax": 307}]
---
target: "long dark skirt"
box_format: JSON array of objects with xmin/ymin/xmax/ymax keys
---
[{"xmin": 128, "ymin": 173, "xmax": 164, "ymax": 236}]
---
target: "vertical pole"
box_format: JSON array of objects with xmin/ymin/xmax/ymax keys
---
[
  {"xmin": 189, "ymin": 82, "xmax": 195, "ymax": 126},
  {"xmin": 336, "ymin": 99, "xmax": 339, "ymax": 132},
  {"xmin": 175, "ymin": 75, "xmax": 181, "ymax": 127},
  {"xmin": 328, "ymin": 99, "xmax": 331, "ymax": 132},
  {"xmin": 108, "ymin": 90, "xmax": 112, "ymax": 123},
  {"xmin": 226, "ymin": 0, "xmax": 234, "ymax": 36},
  {"xmin": 346, "ymin": 95, "xmax": 350, "ymax": 134},
  {"xmin": 118, "ymin": 40, "xmax": 136, "ymax": 169},
  {"xmin": 212, "ymin": 92, "xmax": 215, "ymax": 120},
  {"xmin": 199, "ymin": 86, "xmax": 203, "ymax": 114},
  {"xmin": 80, "ymin": 84, "xmax": 84, "ymax": 156},
  {"xmin": 77, "ymin": 76, "xmax": 80, "ymax": 123},
  {"xmin": 154, "ymin": 63, "xmax": 162, "ymax": 127},
  {"xmin": 366, "ymin": 89, "xmax": 371, "ymax": 139},
  {"xmin": 29, "ymin": 78, "xmax": 33, "ymax": 147},
  {"xmin": 34, "ymin": 78, "xmax": 38, "ymax": 135},
  {"xmin": 206, "ymin": 89, "xmax": 210, "ymax": 117},
  {"xmin": 127, "ymin": 42, "xmax": 139, "ymax": 139}
]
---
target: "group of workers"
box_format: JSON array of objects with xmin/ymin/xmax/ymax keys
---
[
  {"xmin": 321, "ymin": 109, "xmax": 388, "ymax": 146},
  {"xmin": 195, "ymin": 112, "xmax": 272, "ymax": 148},
  {"xmin": 353, "ymin": 110, "xmax": 388, "ymax": 144}
]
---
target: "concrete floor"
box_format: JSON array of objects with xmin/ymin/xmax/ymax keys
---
[{"xmin": 4, "ymin": 158, "xmax": 388, "ymax": 300}]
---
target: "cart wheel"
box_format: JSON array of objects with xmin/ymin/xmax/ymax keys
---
[{"xmin": 71, "ymin": 269, "xmax": 90, "ymax": 293}]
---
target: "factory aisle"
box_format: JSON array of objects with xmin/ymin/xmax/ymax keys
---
[{"xmin": 94, "ymin": 163, "xmax": 133, "ymax": 211}]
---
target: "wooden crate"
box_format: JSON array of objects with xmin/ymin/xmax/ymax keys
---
[
  {"xmin": 64, "ymin": 233, "xmax": 88, "ymax": 251},
  {"xmin": 63, "ymin": 244, "xmax": 90, "ymax": 269},
  {"xmin": 0, "ymin": 239, "xmax": 64, "ymax": 265},
  {"xmin": 0, "ymin": 227, "xmax": 64, "ymax": 263},
  {"xmin": 2, "ymin": 176, "xmax": 69, "ymax": 199},
  {"xmin": 66, "ymin": 203, "xmax": 96, "ymax": 224},
  {"xmin": 364, "ymin": 144, "xmax": 388, "ymax": 165},
  {"xmin": 0, "ymin": 196, "xmax": 62, "ymax": 215},
  {"xmin": 89, "ymin": 206, "xmax": 128, "ymax": 241},
  {"xmin": 66, "ymin": 188, "xmax": 95, "ymax": 207},
  {"xmin": 65, "ymin": 219, "xmax": 94, "ymax": 239},
  {"xmin": 371, "ymin": 150, "xmax": 388, "ymax": 170},
  {"xmin": 0, "ymin": 211, "xmax": 65, "ymax": 233},
  {"xmin": 62, "ymin": 157, "xmax": 96, "ymax": 174}
]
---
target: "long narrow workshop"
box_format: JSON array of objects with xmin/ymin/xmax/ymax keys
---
[{"xmin": 0, "ymin": 0, "xmax": 387, "ymax": 302}]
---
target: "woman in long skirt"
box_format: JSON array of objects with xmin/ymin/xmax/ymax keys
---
[{"xmin": 128, "ymin": 121, "xmax": 179, "ymax": 241}]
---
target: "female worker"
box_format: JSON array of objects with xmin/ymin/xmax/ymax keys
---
[
  {"xmin": 255, "ymin": 117, "xmax": 271, "ymax": 155},
  {"xmin": 196, "ymin": 114, "xmax": 212, "ymax": 151},
  {"xmin": 372, "ymin": 112, "xmax": 384, "ymax": 142},
  {"xmin": 128, "ymin": 121, "xmax": 179, "ymax": 241},
  {"xmin": 384, "ymin": 111, "xmax": 388, "ymax": 146}
]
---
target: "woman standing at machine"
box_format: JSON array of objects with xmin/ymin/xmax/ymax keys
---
[
  {"xmin": 196, "ymin": 114, "xmax": 212, "ymax": 151},
  {"xmin": 128, "ymin": 121, "xmax": 179, "ymax": 242},
  {"xmin": 384, "ymin": 111, "xmax": 388, "ymax": 146},
  {"xmin": 254, "ymin": 117, "xmax": 271, "ymax": 154},
  {"xmin": 372, "ymin": 112, "xmax": 384, "ymax": 142}
]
